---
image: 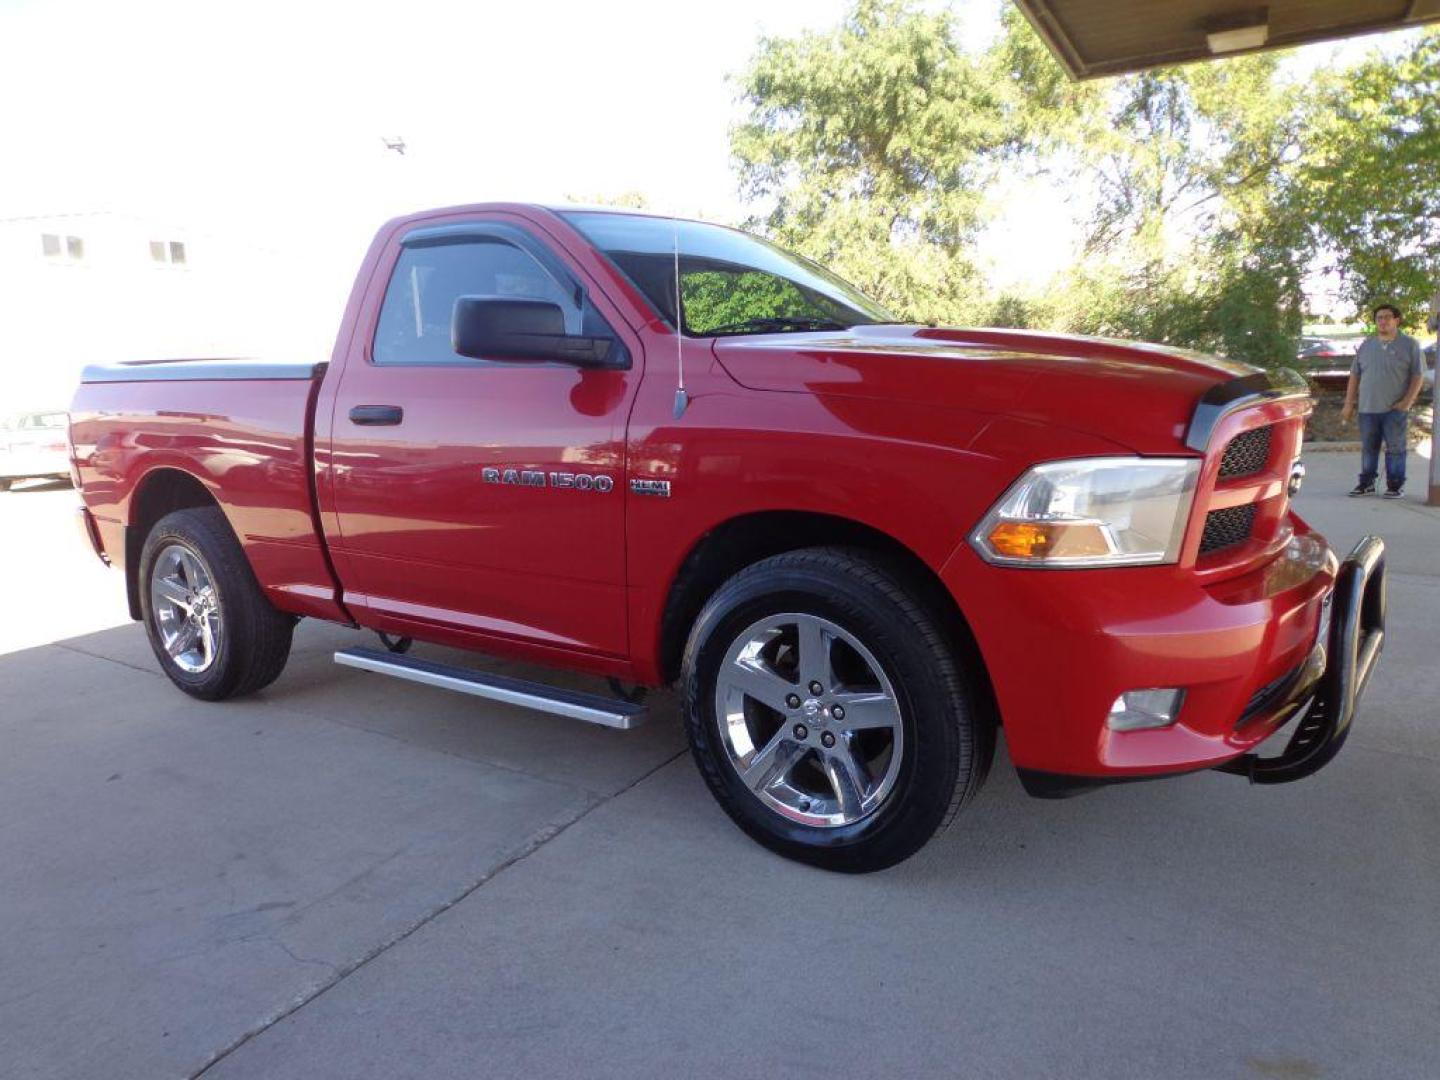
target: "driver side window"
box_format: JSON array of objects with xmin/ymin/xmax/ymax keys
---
[{"xmin": 373, "ymin": 237, "xmax": 599, "ymax": 366}]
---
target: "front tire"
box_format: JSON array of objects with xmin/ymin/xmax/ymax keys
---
[
  {"xmin": 681, "ymin": 548, "xmax": 991, "ymax": 873},
  {"xmin": 139, "ymin": 507, "xmax": 294, "ymax": 700}
]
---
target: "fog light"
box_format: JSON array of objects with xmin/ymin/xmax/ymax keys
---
[{"xmin": 1107, "ymin": 689, "xmax": 1185, "ymax": 731}]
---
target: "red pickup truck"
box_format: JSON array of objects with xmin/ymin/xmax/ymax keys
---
[{"xmin": 69, "ymin": 203, "xmax": 1388, "ymax": 871}]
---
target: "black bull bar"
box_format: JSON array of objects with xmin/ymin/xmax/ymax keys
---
[{"xmin": 1217, "ymin": 535, "xmax": 1387, "ymax": 784}]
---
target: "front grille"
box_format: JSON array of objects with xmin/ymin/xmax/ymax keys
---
[
  {"xmin": 1218, "ymin": 425, "xmax": 1272, "ymax": 479},
  {"xmin": 1200, "ymin": 504, "xmax": 1257, "ymax": 554}
]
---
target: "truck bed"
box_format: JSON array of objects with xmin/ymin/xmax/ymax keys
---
[{"xmin": 69, "ymin": 358, "xmax": 345, "ymax": 622}]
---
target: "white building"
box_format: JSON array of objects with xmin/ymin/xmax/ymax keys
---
[{"xmin": 0, "ymin": 211, "xmax": 342, "ymax": 411}]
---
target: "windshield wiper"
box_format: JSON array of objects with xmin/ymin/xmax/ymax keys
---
[{"xmin": 703, "ymin": 316, "xmax": 850, "ymax": 336}]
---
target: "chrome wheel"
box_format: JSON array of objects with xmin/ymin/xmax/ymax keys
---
[
  {"xmin": 715, "ymin": 612, "xmax": 904, "ymax": 828},
  {"xmin": 149, "ymin": 542, "xmax": 221, "ymax": 674}
]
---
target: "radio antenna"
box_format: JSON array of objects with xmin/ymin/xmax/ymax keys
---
[{"xmin": 672, "ymin": 210, "xmax": 689, "ymax": 419}]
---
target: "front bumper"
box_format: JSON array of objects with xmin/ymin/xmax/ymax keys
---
[
  {"xmin": 947, "ymin": 516, "xmax": 1387, "ymax": 787},
  {"xmin": 1212, "ymin": 534, "xmax": 1385, "ymax": 784},
  {"xmin": 1013, "ymin": 536, "xmax": 1386, "ymax": 796}
]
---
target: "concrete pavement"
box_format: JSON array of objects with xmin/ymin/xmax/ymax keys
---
[
  {"xmin": 0, "ymin": 479, "xmax": 129, "ymax": 654},
  {"xmin": 0, "ymin": 452, "xmax": 1436, "ymax": 1079}
]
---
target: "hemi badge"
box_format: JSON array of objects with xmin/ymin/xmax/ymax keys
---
[{"xmin": 630, "ymin": 478, "xmax": 671, "ymax": 498}]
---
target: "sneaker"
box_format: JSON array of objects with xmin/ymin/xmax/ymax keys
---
[
  {"xmin": 1348, "ymin": 483, "xmax": 1376, "ymax": 497},
  {"xmin": 1383, "ymin": 487, "xmax": 1404, "ymax": 499}
]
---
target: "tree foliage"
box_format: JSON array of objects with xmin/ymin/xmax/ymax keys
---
[
  {"xmin": 730, "ymin": 1, "xmax": 1440, "ymax": 365},
  {"xmin": 732, "ymin": 0, "xmax": 1010, "ymax": 322},
  {"xmin": 1291, "ymin": 32, "xmax": 1440, "ymax": 318},
  {"xmin": 1012, "ymin": 35, "xmax": 1311, "ymax": 364}
]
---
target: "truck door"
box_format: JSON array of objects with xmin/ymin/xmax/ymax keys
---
[{"xmin": 321, "ymin": 217, "xmax": 642, "ymax": 660}]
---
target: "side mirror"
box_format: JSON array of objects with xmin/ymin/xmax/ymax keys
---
[{"xmin": 451, "ymin": 297, "xmax": 614, "ymax": 366}]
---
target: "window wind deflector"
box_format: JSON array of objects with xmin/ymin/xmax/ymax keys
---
[{"xmin": 399, "ymin": 221, "xmax": 586, "ymax": 311}]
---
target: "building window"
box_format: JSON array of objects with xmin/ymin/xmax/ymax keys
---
[
  {"xmin": 151, "ymin": 239, "xmax": 188, "ymax": 265},
  {"xmin": 42, "ymin": 233, "xmax": 85, "ymax": 261}
]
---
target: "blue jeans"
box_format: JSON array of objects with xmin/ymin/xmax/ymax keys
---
[{"xmin": 1358, "ymin": 410, "xmax": 1408, "ymax": 490}]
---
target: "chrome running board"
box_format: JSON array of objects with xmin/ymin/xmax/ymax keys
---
[{"xmin": 334, "ymin": 647, "xmax": 648, "ymax": 729}]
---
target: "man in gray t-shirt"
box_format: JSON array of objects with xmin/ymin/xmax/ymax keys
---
[{"xmin": 1342, "ymin": 304, "xmax": 1426, "ymax": 497}]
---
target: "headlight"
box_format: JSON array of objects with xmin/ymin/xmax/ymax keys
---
[{"xmin": 971, "ymin": 457, "xmax": 1200, "ymax": 568}]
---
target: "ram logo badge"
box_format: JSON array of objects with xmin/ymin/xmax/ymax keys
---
[{"xmin": 482, "ymin": 467, "xmax": 614, "ymax": 492}]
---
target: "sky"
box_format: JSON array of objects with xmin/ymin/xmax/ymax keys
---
[
  {"xmin": 0, "ymin": 0, "xmax": 993, "ymax": 404},
  {"xmin": 0, "ymin": 0, "xmax": 1007, "ymax": 278},
  {"xmin": 0, "ymin": 0, "xmax": 1420, "ymax": 338}
]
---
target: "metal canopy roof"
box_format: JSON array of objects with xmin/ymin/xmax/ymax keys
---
[{"xmin": 1014, "ymin": 0, "xmax": 1440, "ymax": 79}]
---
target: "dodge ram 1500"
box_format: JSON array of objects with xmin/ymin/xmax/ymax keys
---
[{"xmin": 69, "ymin": 204, "xmax": 1387, "ymax": 871}]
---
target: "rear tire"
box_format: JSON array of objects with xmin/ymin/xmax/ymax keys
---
[
  {"xmin": 681, "ymin": 547, "xmax": 992, "ymax": 873},
  {"xmin": 139, "ymin": 507, "xmax": 294, "ymax": 700}
]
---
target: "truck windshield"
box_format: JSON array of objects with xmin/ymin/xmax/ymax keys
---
[{"xmin": 560, "ymin": 211, "xmax": 894, "ymax": 337}]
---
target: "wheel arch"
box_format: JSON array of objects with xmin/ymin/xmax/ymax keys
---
[
  {"xmin": 656, "ymin": 510, "xmax": 998, "ymax": 728},
  {"xmin": 124, "ymin": 467, "xmax": 226, "ymax": 620}
]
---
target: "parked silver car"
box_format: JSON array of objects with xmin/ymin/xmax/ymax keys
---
[{"xmin": 0, "ymin": 411, "xmax": 71, "ymax": 491}]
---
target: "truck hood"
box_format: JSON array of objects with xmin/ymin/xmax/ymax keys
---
[{"xmin": 712, "ymin": 325, "xmax": 1264, "ymax": 455}]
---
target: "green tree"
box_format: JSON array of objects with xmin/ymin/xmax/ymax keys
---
[
  {"xmin": 1290, "ymin": 30, "xmax": 1440, "ymax": 320},
  {"xmin": 732, "ymin": 0, "xmax": 1009, "ymax": 323},
  {"xmin": 1003, "ymin": 18, "xmax": 1309, "ymax": 364},
  {"xmin": 732, "ymin": 3, "xmax": 1439, "ymax": 362}
]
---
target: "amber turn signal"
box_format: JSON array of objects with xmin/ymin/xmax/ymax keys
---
[{"xmin": 986, "ymin": 520, "xmax": 1113, "ymax": 560}]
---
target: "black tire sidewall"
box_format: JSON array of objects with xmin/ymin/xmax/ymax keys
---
[
  {"xmin": 138, "ymin": 510, "xmax": 247, "ymax": 700},
  {"xmin": 684, "ymin": 553, "xmax": 970, "ymax": 872}
]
